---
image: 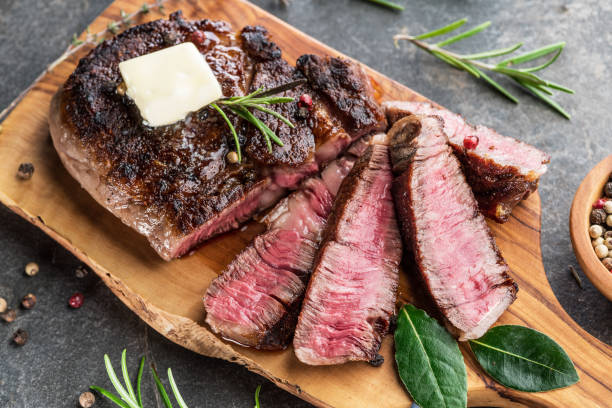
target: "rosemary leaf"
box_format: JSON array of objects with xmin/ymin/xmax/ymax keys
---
[
  {"xmin": 436, "ymin": 21, "xmax": 491, "ymax": 47},
  {"xmin": 518, "ymin": 79, "xmax": 571, "ymax": 119},
  {"xmin": 151, "ymin": 365, "xmax": 174, "ymax": 408},
  {"xmin": 244, "ymin": 103, "xmax": 295, "ymax": 128},
  {"xmin": 90, "ymin": 386, "xmax": 131, "ymax": 408},
  {"xmin": 168, "ymin": 369, "xmax": 189, "ymax": 408},
  {"xmin": 545, "ymin": 80, "xmax": 574, "ymax": 94},
  {"xmin": 472, "ymin": 66, "xmax": 519, "ymax": 103},
  {"xmin": 254, "ymin": 385, "xmax": 262, "ymax": 408},
  {"xmin": 461, "ymin": 42, "xmax": 523, "ymax": 60},
  {"xmin": 414, "ymin": 18, "xmax": 467, "ymax": 40},
  {"xmin": 136, "ymin": 357, "xmax": 145, "ymax": 407},
  {"xmin": 432, "ymin": 50, "xmax": 480, "ymax": 78},
  {"xmin": 210, "ymin": 103, "xmax": 241, "ymax": 162},
  {"xmin": 520, "ymin": 48, "xmax": 562, "ymax": 72},
  {"xmin": 245, "ymin": 97, "xmax": 295, "ymax": 105},
  {"xmin": 498, "ymin": 41, "xmax": 565, "ymax": 67},
  {"xmin": 363, "ymin": 0, "xmax": 404, "ymax": 11},
  {"xmin": 121, "ymin": 350, "xmax": 138, "ymax": 404},
  {"xmin": 228, "ymin": 106, "xmax": 273, "ymax": 152},
  {"xmin": 104, "ymin": 354, "xmax": 140, "ymax": 408},
  {"xmin": 492, "ymin": 66, "xmax": 548, "ymax": 86}
]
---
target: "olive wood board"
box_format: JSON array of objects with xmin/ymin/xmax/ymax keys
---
[{"xmin": 0, "ymin": 0, "xmax": 610, "ymax": 407}]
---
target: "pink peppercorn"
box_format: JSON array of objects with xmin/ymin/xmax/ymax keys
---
[
  {"xmin": 68, "ymin": 293, "xmax": 84, "ymax": 309},
  {"xmin": 593, "ymin": 198, "xmax": 607, "ymax": 209},
  {"xmin": 298, "ymin": 94, "xmax": 313, "ymax": 111},
  {"xmin": 190, "ymin": 30, "xmax": 205, "ymax": 45},
  {"xmin": 463, "ymin": 135, "xmax": 479, "ymax": 149}
]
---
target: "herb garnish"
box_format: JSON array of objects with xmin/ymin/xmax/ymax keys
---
[
  {"xmin": 394, "ymin": 18, "xmax": 573, "ymax": 118},
  {"xmin": 363, "ymin": 0, "xmax": 405, "ymax": 11},
  {"xmin": 210, "ymin": 79, "xmax": 306, "ymax": 163},
  {"xmin": 469, "ymin": 325, "xmax": 579, "ymax": 392},
  {"xmin": 394, "ymin": 305, "xmax": 467, "ymax": 408}
]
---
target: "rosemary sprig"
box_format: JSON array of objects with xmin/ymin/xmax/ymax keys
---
[
  {"xmin": 210, "ymin": 79, "xmax": 306, "ymax": 163},
  {"xmin": 363, "ymin": 0, "xmax": 404, "ymax": 11},
  {"xmin": 394, "ymin": 18, "xmax": 573, "ymax": 119}
]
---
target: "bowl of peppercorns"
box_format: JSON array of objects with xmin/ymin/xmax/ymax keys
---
[{"xmin": 570, "ymin": 154, "xmax": 612, "ymax": 301}]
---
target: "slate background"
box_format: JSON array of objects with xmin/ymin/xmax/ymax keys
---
[{"xmin": 0, "ymin": 0, "xmax": 610, "ymax": 407}]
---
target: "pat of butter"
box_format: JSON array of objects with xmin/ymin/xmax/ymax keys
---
[{"xmin": 118, "ymin": 42, "xmax": 223, "ymax": 127}]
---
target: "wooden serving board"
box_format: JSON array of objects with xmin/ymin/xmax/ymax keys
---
[{"xmin": 0, "ymin": 1, "xmax": 610, "ymax": 406}]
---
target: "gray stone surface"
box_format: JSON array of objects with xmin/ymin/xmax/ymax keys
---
[{"xmin": 0, "ymin": 0, "xmax": 610, "ymax": 406}]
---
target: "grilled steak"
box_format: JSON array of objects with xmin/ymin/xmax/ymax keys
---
[
  {"xmin": 293, "ymin": 144, "xmax": 401, "ymax": 365},
  {"xmin": 203, "ymin": 149, "xmax": 363, "ymax": 349},
  {"xmin": 49, "ymin": 11, "xmax": 386, "ymax": 260},
  {"xmin": 384, "ymin": 101, "xmax": 549, "ymax": 222},
  {"xmin": 389, "ymin": 115, "xmax": 517, "ymax": 340}
]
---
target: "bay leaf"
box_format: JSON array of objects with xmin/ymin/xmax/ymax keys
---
[
  {"xmin": 394, "ymin": 305, "xmax": 467, "ymax": 408},
  {"xmin": 469, "ymin": 325, "xmax": 579, "ymax": 392}
]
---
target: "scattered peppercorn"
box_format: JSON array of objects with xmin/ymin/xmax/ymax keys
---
[
  {"xmin": 68, "ymin": 293, "xmax": 84, "ymax": 309},
  {"xmin": 25, "ymin": 262, "xmax": 39, "ymax": 276},
  {"xmin": 75, "ymin": 265, "xmax": 89, "ymax": 279},
  {"xmin": 12, "ymin": 328, "xmax": 28, "ymax": 346},
  {"xmin": 0, "ymin": 297, "xmax": 6, "ymax": 314},
  {"xmin": 593, "ymin": 198, "xmax": 606, "ymax": 209},
  {"xmin": 1, "ymin": 309, "xmax": 16, "ymax": 323},
  {"xmin": 463, "ymin": 135, "xmax": 479, "ymax": 149},
  {"xmin": 298, "ymin": 93, "xmax": 313, "ymax": 110},
  {"xmin": 590, "ymin": 208, "xmax": 607, "ymax": 225},
  {"xmin": 602, "ymin": 258, "xmax": 612, "ymax": 271},
  {"xmin": 226, "ymin": 151, "xmax": 239, "ymax": 164},
  {"xmin": 21, "ymin": 293, "xmax": 36, "ymax": 310},
  {"xmin": 605, "ymin": 182, "xmax": 612, "ymax": 198},
  {"xmin": 190, "ymin": 30, "xmax": 205, "ymax": 45},
  {"xmin": 117, "ymin": 81, "xmax": 127, "ymax": 96},
  {"xmin": 79, "ymin": 391, "xmax": 96, "ymax": 408},
  {"xmin": 368, "ymin": 353, "xmax": 385, "ymax": 367},
  {"xmin": 16, "ymin": 162, "xmax": 34, "ymax": 180}
]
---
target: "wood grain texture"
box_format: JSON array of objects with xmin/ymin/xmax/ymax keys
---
[
  {"xmin": 570, "ymin": 155, "xmax": 612, "ymax": 301},
  {"xmin": 0, "ymin": 1, "xmax": 609, "ymax": 406}
]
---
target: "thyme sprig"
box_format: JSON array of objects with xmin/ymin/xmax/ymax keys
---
[
  {"xmin": 394, "ymin": 18, "xmax": 573, "ymax": 119},
  {"xmin": 210, "ymin": 79, "xmax": 306, "ymax": 163}
]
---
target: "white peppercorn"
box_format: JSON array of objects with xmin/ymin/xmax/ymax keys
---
[
  {"xmin": 592, "ymin": 237, "xmax": 604, "ymax": 247},
  {"xmin": 595, "ymin": 244, "xmax": 609, "ymax": 258},
  {"xmin": 607, "ymin": 215, "xmax": 612, "ymax": 227},
  {"xmin": 605, "ymin": 200, "xmax": 612, "ymax": 214},
  {"xmin": 24, "ymin": 262, "xmax": 39, "ymax": 276},
  {"xmin": 79, "ymin": 391, "xmax": 95, "ymax": 408},
  {"xmin": 0, "ymin": 297, "xmax": 6, "ymax": 314},
  {"xmin": 589, "ymin": 224, "xmax": 604, "ymax": 239},
  {"xmin": 605, "ymin": 237, "xmax": 612, "ymax": 250}
]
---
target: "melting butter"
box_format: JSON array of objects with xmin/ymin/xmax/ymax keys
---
[{"xmin": 118, "ymin": 42, "xmax": 223, "ymax": 127}]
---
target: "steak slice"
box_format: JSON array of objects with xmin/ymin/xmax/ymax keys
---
[
  {"xmin": 389, "ymin": 115, "xmax": 518, "ymax": 340},
  {"xmin": 203, "ymin": 145, "xmax": 365, "ymax": 349},
  {"xmin": 293, "ymin": 144, "xmax": 401, "ymax": 365},
  {"xmin": 49, "ymin": 11, "xmax": 386, "ymax": 260},
  {"xmin": 383, "ymin": 101, "xmax": 550, "ymax": 222}
]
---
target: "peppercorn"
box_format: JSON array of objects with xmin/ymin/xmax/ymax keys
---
[
  {"xmin": 589, "ymin": 224, "xmax": 604, "ymax": 239},
  {"xmin": 605, "ymin": 200, "xmax": 612, "ymax": 214},
  {"xmin": 0, "ymin": 297, "xmax": 6, "ymax": 314},
  {"xmin": 368, "ymin": 353, "xmax": 384, "ymax": 367},
  {"xmin": 12, "ymin": 328, "xmax": 28, "ymax": 346},
  {"xmin": 592, "ymin": 237, "xmax": 604, "ymax": 248},
  {"xmin": 226, "ymin": 151, "xmax": 239, "ymax": 164},
  {"xmin": 21, "ymin": 293, "xmax": 36, "ymax": 310},
  {"xmin": 25, "ymin": 262, "xmax": 39, "ymax": 276},
  {"xmin": 590, "ymin": 208, "xmax": 607, "ymax": 225},
  {"xmin": 605, "ymin": 230, "xmax": 612, "ymax": 240},
  {"xmin": 1, "ymin": 309, "xmax": 16, "ymax": 323},
  {"xmin": 607, "ymin": 215, "xmax": 612, "ymax": 227},
  {"xmin": 593, "ymin": 198, "xmax": 607, "ymax": 209},
  {"xmin": 602, "ymin": 258, "xmax": 612, "ymax": 271},
  {"xmin": 116, "ymin": 82, "xmax": 127, "ymax": 96},
  {"xmin": 68, "ymin": 293, "xmax": 84, "ymax": 309},
  {"xmin": 190, "ymin": 30, "xmax": 205, "ymax": 45},
  {"xmin": 595, "ymin": 244, "xmax": 609, "ymax": 259},
  {"xmin": 605, "ymin": 237, "xmax": 612, "ymax": 250},
  {"xmin": 463, "ymin": 135, "xmax": 479, "ymax": 149},
  {"xmin": 75, "ymin": 265, "xmax": 88, "ymax": 279},
  {"xmin": 298, "ymin": 93, "xmax": 313, "ymax": 110},
  {"xmin": 79, "ymin": 391, "xmax": 96, "ymax": 408},
  {"xmin": 16, "ymin": 163, "xmax": 34, "ymax": 180},
  {"xmin": 605, "ymin": 182, "xmax": 612, "ymax": 198}
]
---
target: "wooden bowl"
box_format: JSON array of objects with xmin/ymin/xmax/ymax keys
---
[{"xmin": 570, "ymin": 154, "xmax": 612, "ymax": 300}]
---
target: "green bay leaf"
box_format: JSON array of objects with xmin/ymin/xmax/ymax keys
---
[
  {"xmin": 469, "ymin": 325, "xmax": 579, "ymax": 392},
  {"xmin": 394, "ymin": 305, "xmax": 467, "ymax": 408}
]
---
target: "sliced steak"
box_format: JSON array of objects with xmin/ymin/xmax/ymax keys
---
[
  {"xmin": 293, "ymin": 144, "xmax": 401, "ymax": 365},
  {"xmin": 383, "ymin": 101, "xmax": 550, "ymax": 222},
  {"xmin": 389, "ymin": 115, "xmax": 517, "ymax": 340},
  {"xmin": 203, "ymin": 148, "xmax": 363, "ymax": 349},
  {"xmin": 49, "ymin": 11, "xmax": 386, "ymax": 260}
]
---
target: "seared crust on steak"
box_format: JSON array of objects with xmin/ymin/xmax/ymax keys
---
[{"xmin": 49, "ymin": 11, "xmax": 386, "ymax": 259}]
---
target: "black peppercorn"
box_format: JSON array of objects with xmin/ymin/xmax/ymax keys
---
[
  {"xmin": 12, "ymin": 328, "xmax": 28, "ymax": 346},
  {"xmin": 21, "ymin": 293, "xmax": 36, "ymax": 310},
  {"xmin": 605, "ymin": 182, "xmax": 612, "ymax": 198},
  {"xmin": 16, "ymin": 163, "xmax": 34, "ymax": 180},
  {"xmin": 368, "ymin": 353, "xmax": 385, "ymax": 367},
  {"xmin": 590, "ymin": 208, "xmax": 607, "ymax": 225},
  {"xmin": 1, "ymin": 309, "xmax": 16, "ymax": 323}
]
